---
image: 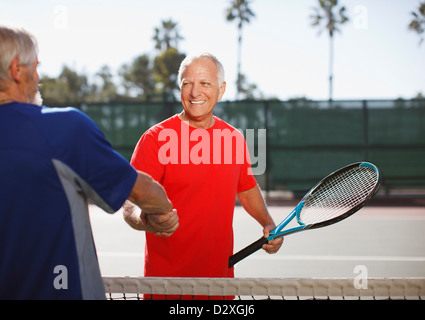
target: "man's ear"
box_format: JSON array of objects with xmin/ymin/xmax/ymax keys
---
[
  {"xmin": 218, "ymin": 81, "xmax": 226, "ymax": 101},
  {"xmin": 9, "ymin": 56, "xmax": 22, "ymax": 82}
]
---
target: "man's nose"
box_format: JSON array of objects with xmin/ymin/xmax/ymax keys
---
[{"xmin": 190, "ymin": 83, "xmax": 202, "ymax": 97}]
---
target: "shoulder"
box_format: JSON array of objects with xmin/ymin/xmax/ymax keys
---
[
  {"xmin": 40, "ymin": 106, "xmax": 94, "ymax": 128},
  {"xmin": 42, "ymin": 106, "xmax": 106, "ymax": 144},
  {"xmin": 133, "ymin": 114, "xmax": 180, "ymax": 154},
  {"xmin": 143, "ymin": 114, "xmax": 181, "ymax": 138},
  {"xmin": 4, "ymin": 103, "xmax": 89, "ymax": 126},
  {"xmin": 153, "ymin": 114, "xmax": 181, "ymax": 130},
  {"xmin": 9, "ymin": 104, "xmax": 100, "ymax": 144},
  {"xmin": 212, "ymin": 116, "xmax": 245, "ymax": 138},
  {"xmin": 26, "ymin": 105, "xmax": 114, "ymax": 162},
  {"xmin": 213, "ymin": 116, "xmax": 239, "ymax": 131}
]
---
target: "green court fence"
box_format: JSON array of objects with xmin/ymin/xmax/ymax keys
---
[{"xmin": 79, "ymin": 99, "xmax": 425, "ymax": 196}]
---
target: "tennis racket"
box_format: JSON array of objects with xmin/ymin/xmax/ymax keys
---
[{"xmin": 229, "ymin": 162, "xmax": 382, "ymax": 268}]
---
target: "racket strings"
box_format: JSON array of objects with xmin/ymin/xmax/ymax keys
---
[{"xmin": 300, "ymin": 166, "xmax": 378, "ymax": 225}]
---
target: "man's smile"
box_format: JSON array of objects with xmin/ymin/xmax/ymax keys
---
[{"xmin": 190, "ymin": 100, "xmax": 206, "ymax": 105}]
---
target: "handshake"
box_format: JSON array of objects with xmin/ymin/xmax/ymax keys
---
[
  {"xmin": 123, "ymin": 205, "xmax": 179, "ymax": 237},
  {"xmin": 123, "ymin": 170, "xmax": 179, "ymax": 237}
]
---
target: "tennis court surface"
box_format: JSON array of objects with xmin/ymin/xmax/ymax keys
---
[{"xmin": 89, "ymin": 198, "xmax": 425, "ymax": 299}]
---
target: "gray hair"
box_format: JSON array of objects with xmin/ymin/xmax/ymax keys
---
[
  {"xmin": 177, "ymin": 53, "xmax": 225, "ymax": 89},
  {"xmin": 0, "ymin": 25, "xmax": 38, "ymax": 90}
]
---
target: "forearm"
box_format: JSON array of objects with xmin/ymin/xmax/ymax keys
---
[
  {"xmin": 124, "ymin": 171, "xmax": 178, "ymax": 235},
  {"xmin": 237, "ymin": 185, "xmax": 283, "ymax": 254},
  {"xmin": 128, "ymin": 171, "xmax": 173, "ymax": 214},
  {"xmin": 237, "ymin": 185, "xmax": 275, "ymax": 228}
]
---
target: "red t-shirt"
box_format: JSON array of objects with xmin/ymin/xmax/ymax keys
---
[{"xmin": 131, "ymin": 114, "xmax": 257, "ymax": 281}]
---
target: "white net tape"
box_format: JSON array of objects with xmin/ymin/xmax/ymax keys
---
[{"xmin": 103, "ymin": 277, "xmax": 425, "ymax": 300}]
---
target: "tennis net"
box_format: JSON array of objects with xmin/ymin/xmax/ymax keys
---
[{"xmin": 103, "ymin": 277, "xmax": 425, "ymax": 300}]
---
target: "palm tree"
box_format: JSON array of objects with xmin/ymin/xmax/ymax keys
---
[
  {"xmin": 153, "ymin": 19, "xmax": 184, "ymax": 51},
  {"xmin": 408, "ymin": 2, "xmax": 425, "ymax": 46},
  {"xmin": 310, "ymin": 0, "xmax": 349, "ymax": 101},
  {"xmin": 225, "ymin": 0, "xmax": 255, "ymax": 100}
]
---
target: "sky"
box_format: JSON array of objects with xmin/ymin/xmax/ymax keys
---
[{"xmin": 1, "ymin": 0, "xmax": 424, "ymax": 101}]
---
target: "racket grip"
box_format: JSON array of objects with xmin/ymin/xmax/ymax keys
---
[{"xmin": 228, "ymin": 237, "xmax": 268, "ymax": 268}]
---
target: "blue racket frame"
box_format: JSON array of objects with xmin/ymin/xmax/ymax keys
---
[{"xmin": 267, "ymin": 201, "xmax": 306, "ymax": 241}]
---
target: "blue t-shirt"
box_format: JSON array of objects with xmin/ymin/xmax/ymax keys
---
[{"xmin": 0, "ymin": 102, "xmax": 137, "ymax": 299}]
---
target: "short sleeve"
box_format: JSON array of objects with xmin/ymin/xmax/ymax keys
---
[
  {"xmin": 237, "ymin": 139, "xmax": 258, "ymax": 193},
  {"xmin": 44, "ymin": 107, "xmax": 137, "ymax": 211}
]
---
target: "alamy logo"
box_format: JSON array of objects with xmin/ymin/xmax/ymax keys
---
[
  {"xmin": 53, "ymin": 265, "xmax": 68, "ymax": 290},
  {"xmin": 157, "ymin": 121, "xmax": 266, "ymax": 175},
  {"xmin": 353, "ymin": 265, "xmax": 368, "ymax": 290}
]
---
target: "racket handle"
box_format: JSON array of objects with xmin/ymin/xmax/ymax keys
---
[{"xmin": 228, "ymin": 237, "xmax": 268, "ymax": 268}]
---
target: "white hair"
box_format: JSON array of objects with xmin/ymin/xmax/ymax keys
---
[
  {"xmin": 177, "ymin": 53, "xmax": 225, "ymax": 89},
  {"xmin": 0, "ymin": 25, "xmax": 38, "ymax": 90}
]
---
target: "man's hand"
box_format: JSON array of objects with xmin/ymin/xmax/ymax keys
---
[
  {"xmin": 262, "ymin": 224, "xmax": 283, "ymax": 254},
  {"xmin": 123, "ymin": 201, "xmax": 179, "ymax": 237},
  {"xmin": 140, "ymin": 209, "xmax": 179, "ymax": 237}
]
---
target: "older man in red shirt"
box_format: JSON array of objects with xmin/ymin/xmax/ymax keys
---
[{"xmin": 124, "ymin": 53, "xmax": 282, "ymax": 299}]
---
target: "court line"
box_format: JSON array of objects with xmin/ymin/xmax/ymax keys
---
[
  {"xmin": 247, "ymin": 255, "xmax": 425, "ymax": 262},
  {"xmin": 98, "ymin": 251, "xmax": 425, "ymax": 262},
  {"xmin": 98, "ymin": 252, "xmax": 143, "ymax": 258}
]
